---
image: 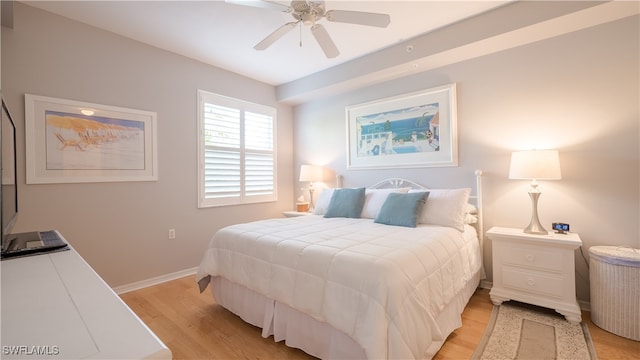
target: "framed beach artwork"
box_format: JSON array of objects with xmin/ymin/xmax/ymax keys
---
[
  {"xmin": 25, "ymin": 94, "xmax": 158, "ymax": 184},
  {"xmin": 346, "ymin": 84, "xmax": 458, "ymax": 169}
]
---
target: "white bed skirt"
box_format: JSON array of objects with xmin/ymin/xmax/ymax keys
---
[{"xmin": 209, "ymin": 270, "xmax": 481, "ymax": 359}]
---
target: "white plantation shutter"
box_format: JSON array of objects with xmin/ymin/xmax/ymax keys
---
[
  {"xmin": 245, "ymin": 111, "xmax": 274, "ymax": 196},
  {"xmin": 198, "ymin": 90, "xmax": 277, "ymax": 207},
  {"xmin": 203, "ymin": 104, "xmax": 241, "ymax": 200}
]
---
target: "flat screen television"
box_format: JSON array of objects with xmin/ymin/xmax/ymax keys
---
[{"xmin": 1, "ymin": 97, "xmax": 18, "ymax": 247}]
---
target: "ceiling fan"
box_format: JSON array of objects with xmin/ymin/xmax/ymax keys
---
[{"xmin": 226, "ymin": 0, "xmax": 391, "ymax": 58}]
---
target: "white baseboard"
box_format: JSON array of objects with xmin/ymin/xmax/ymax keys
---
[
  {"xmin": 113, "ymin": 267, "xmax": 198, "ymax": 295},
  {"xmin": 479, "ymin": 279, "xmax": 493, "ymax": 289},
  {"xmin": 579, "ymin": 299, "xmax": 591, "ymax": 312}
]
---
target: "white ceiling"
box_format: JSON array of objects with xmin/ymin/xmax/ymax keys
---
[{"xmin": 23, "ymin": 1, "xmax": 510, "ymax": 86}]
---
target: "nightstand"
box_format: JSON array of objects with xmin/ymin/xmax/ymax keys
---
[
  {"xmin": 283, "ymin": 211, "xmax": 312, "ymax": 217},
  {"xmin": 487, "ymin": 226, "xmax": 582, "ymax": 323}
]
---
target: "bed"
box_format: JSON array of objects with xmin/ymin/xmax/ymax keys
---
[{"xmin": 196, "ymin": 172, "xmax": 485, "ymax": 359}]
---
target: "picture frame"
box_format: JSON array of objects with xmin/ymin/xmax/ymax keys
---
[
  {"xmin": 346, "ymin": 84, "xmax": 458, "ymax": 169},
  {"xmin": 25, "ymin": 94, "xmax": 158, "ymax": 184}
]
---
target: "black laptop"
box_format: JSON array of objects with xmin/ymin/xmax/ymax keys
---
[{"xmin": 1, "ymin": 230, "xmax": 68, "ymax": 259}]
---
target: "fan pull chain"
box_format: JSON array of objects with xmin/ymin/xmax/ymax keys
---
[{"xmin": 299, "ymin": 22, "xmax": 303, "ymax": 47}]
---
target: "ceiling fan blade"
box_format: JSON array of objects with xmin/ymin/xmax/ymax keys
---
[
  {"xmin": 325, "ymin": 10, "xmax": 390, "ymax": 28},
  {"xmin": 254, "ymin": 22, "xmax": 298, "ymax": 50},
  {"xmin": 225, "ymin": 0, "xmax": 291, "ymax": 13},
  {"xmin": 310, "ymin": 24, "xmax": 339, "ymax": 58}
]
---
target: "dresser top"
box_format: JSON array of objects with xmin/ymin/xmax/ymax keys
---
[{"xmin": 1, "ymin": 243, "xmax": 171, "ymax": 359}]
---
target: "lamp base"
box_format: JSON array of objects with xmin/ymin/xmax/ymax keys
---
[
  {"xmin": 308, "ymin": 187, "xmax": 315, "ymax": 213},
  {"xmin": 524, "ymin": 191, "xmax": 548, "ymax": 235}
]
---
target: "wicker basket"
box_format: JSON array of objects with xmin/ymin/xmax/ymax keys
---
[{"xmin": 589, "ymin": 246, "xmax": 640, "ymax": 340}]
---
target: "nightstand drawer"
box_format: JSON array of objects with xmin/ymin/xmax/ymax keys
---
[
  {"xmin": 503, "ymin": 268, "xmax": 564, "ymax": 298},
  {"xmin": 500, "ymin": 244, "xmax": 564, "ymax": 272}
]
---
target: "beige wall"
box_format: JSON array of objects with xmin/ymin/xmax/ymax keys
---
[
  {"xmin": 1, "ymin": 3, "xmax": 294, "ymax": 287},
  {"xmin": 293, "ymin": 15, "xmax": 639, "ymax": 303}
]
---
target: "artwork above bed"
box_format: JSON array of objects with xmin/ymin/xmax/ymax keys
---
[
  {"xmin": 197, "ymin": 172, "xmax": 484, "ymax": 359},
  {"xmin": 346, "ymin": 84, "xmax": 458, "ymax": 169}
]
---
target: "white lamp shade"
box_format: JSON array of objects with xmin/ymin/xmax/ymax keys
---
[
  {"xmin": 299, "ymin": 165, "xmax": 323, "ymax": 182},
  {"xmin": 509, "ymin": 150, "xmax": 561, "ymax": 180}
]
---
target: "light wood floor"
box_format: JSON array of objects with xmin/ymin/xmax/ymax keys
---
[{"xmin": 120, "ymin": 276, "xmax": 639, "ymax": 359}]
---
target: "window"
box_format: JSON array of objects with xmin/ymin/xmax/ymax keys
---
[{"xmin": 197, "ymin": 90, "xmax": 277, "ymax": 208}]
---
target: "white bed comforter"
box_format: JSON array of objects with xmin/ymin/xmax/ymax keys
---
[{"xmin": 196, "ymin": 215, "xmax": 481, "ymax": 359}]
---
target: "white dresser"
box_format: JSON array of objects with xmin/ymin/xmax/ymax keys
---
[
  {"xmin": 487, "ymin": 226, "xmax": 582, "ymax": 323},
  {"xmin": 1, "ymin": 241, "xmax": 171, "ymax": 359}
]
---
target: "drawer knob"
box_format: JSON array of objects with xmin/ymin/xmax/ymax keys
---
[
  {"xmin": 525, "ymin": 254, "xmax": 535, "ymax": 262},
  {"xmin": 527, "ymin": 278, "xmax": 536, "ymax": 286}
]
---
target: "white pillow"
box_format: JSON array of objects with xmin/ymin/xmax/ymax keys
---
[
  {"xmin": 409, "ymin": 188, "xmax": 471, "ymax": 231},
  {"xmin": 360, "ymin": 187, "xmax": 410, "ymax": 219},
  {"xmin": 465, "ymin": 213, "xmax": 478, "ymax": 224},
  {"xmin": 466, "ymin": 203, "xmax": 478, "ymax": 214},
  {"xmin": 312, "ymin": 188, "xmax": 334, "ymax": 215}
]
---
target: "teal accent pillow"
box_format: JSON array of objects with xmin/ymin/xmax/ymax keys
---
[
  {"xmin": 374, "ymin": 192, "xmax": 430, "ymax": 227},
  {"xmin": 323, "ymin": 187, "xmax": 366, "ymax": 218}
]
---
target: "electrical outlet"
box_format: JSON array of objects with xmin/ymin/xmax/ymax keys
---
[{"xmin": 168, "ymin": 229, "xmax": 176, "ymax": 240}]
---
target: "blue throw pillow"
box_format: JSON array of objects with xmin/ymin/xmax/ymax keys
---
[
  {"xmin": 374, "ymin": 192, "xmax": 429, "ymax": 227},
  {"xmin": 323, "ymin": 187, "xmax": 366, "ymax": 218}
]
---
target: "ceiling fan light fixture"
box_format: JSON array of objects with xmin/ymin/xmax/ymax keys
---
[{"xmin": 301, "ymin": 12, "xmax": 315, "ymax": 26}]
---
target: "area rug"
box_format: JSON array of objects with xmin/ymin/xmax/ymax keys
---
[{"xmin": 472, "ymin": 302, "xmax": 598, "ymax": 360}]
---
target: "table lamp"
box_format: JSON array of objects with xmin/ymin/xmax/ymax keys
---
[
  {"xmin": 509, "ymin": 150, "xmax": 561, "ymax": 234},
  {"xmin": 299, "ymin": 165, "xmax": 323, "ymax": 212}
]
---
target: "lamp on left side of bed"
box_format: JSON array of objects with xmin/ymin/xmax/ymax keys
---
[{"xmin": 299, "ymin": 165, "xmax": 324, "ymax": 212}]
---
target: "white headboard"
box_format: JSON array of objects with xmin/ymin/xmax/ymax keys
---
[{"xmin": 370, "ymin": 178, "xmax": 425, "ymax": 190}]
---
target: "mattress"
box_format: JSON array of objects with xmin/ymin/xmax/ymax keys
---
[{"xmin": 197, "ymin": 215, "xmax": 482, "ymax": 359}]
